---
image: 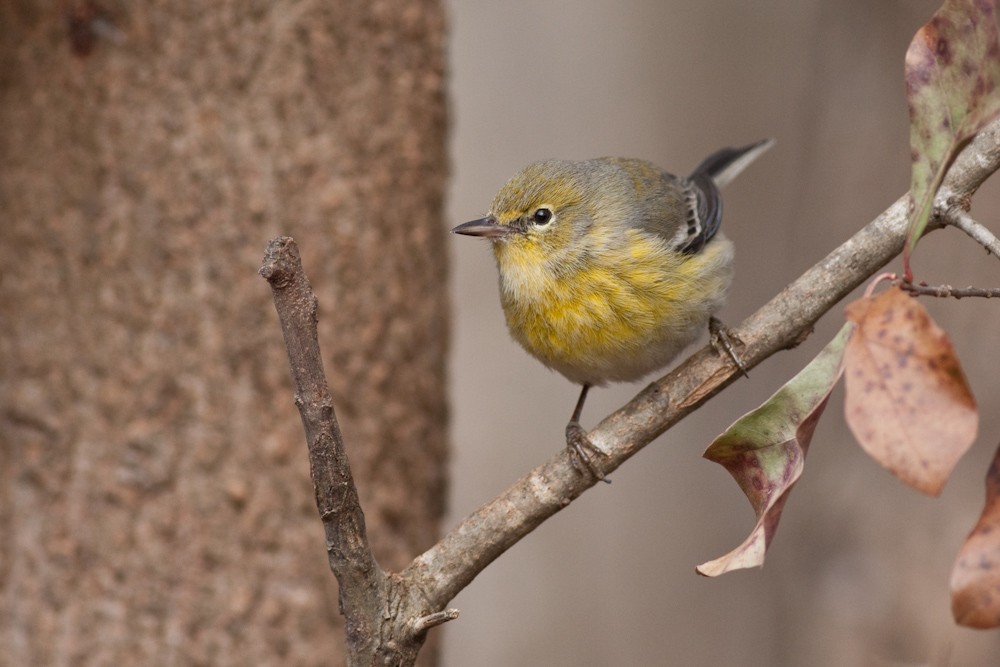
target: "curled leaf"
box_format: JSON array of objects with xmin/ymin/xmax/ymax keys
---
[
  {"xmin": 697, "ymin": 325, "xmax": 851, "ymax": 577},
  {"xmin": 844, "ymin": 285, "xmax": 977, "ymax": 496},
  {"xmin": 905, "ymin": 0, "xmax": 1000, "ymax": 261},
  {"xmin": 951, "ymin": 442, "xmax": 1000, "ymax": 628}
]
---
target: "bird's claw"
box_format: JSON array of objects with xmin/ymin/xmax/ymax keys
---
[
  {"xmin": 565, "ymin": 421, "xmax": 610, "ymax": 484},
  {"xmin": 709, "ymin": 316, "xmax": 749, "ymax": 378}
]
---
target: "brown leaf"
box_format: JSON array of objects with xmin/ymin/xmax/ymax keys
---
[
  {"xmin": 697, "ymin": 325, "xmax": 850, "ymax": 576},
  {"xmin": 952, "ymin": 442, "xmax": 1000, "ymax": 628},
  {"xmin": 844, "ymin": 285, "xmax": 977, "ymax": 496}
]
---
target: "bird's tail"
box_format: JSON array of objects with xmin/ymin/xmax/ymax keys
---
[{"xmin": 691, "ymin": 138, "xmax": 775, "ymax": 188}]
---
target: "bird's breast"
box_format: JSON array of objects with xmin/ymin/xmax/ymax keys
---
[{"xmin": 496, "ymin": 233, "xmax": 721, "ymax": 384}]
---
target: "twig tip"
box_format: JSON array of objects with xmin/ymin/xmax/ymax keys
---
[{"xmin": 410, "ymin": 609, "xmax": 460, "ymax": 634}]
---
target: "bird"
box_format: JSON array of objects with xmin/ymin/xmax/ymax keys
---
[{"xmin": 452, "ymin": 139, "xmax": 773, "ymax": 482}]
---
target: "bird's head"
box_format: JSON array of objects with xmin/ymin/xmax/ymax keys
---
[{"xmin": 452, "ymin": 160, "xmax": 593, "ymax": 267}]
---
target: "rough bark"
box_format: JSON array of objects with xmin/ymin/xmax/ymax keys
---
[{"xmin": 0, "ymin": 2, "xmax": 448, "ymax": 665}]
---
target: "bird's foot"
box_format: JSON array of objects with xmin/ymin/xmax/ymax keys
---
[
  {"xmin": 565, "ymin": 421, "xmax": 610, "ymax": 484},
  {"xmin": 709, "ymin": 316, "xmax": 749, "ymax": 378}
]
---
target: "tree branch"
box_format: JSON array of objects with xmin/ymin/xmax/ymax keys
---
[
  {"xmin": 403, "ymin": 115, "xmax": 1000, "ymax": 611},
  {"xmin": 260, "ymin": 238, "xmax": 389, "ymax": 663},
  {"xmin": 901, "ymin": 282, "xmax": 1000, "ymax": 298},
  {"xmin": 940, "ymin": 204, "xmax": 1000, "ymax": 257}
]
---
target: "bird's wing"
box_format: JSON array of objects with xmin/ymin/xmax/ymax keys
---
[
  {"xmin": 663, "ymin": 139, "xmax": 775, "ymax": 254},
  {"xmin": 625, "ymin": 167, "xmax": 719, "ymax": 256},
  {"xmin": 674, "ymin": 172, "xmax": 721, "ymax": 255}
]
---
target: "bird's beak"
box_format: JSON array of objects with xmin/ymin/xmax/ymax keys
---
[{"xmin": 451, "ymin": 216, "xmax": 510, "ymax": 238}]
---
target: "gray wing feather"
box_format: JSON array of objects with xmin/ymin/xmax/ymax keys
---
[
  {"xmin": 674, "ymin": 172, "xmax": 721, "ymax": 255},
  {"xmin": 677, "ymin": 139, "xmax": 774, "ymax": 254},
  {"xmin": 603, "ymin": 139, "xmax": 771, "ymax": 254}
]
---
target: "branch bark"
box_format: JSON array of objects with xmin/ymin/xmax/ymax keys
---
[
  {"xmin": 260, "ymin": 239, "xmax": 392, "ymax": 664},
  {"xmin": 941, "ymin": 204, "xmax": 1000, "ymax": 257},
  {"xmin": 901, "ymin": 282, "xmax": 1000, "ymax": 298},
  {"xmin": 263, "ymin": 116, "xmax": 1000, "ymax": 664}
]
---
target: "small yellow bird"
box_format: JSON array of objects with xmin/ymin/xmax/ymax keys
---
[{"xmin": 453, "ymin": 140, "xmax": 773, "ymax": 481}]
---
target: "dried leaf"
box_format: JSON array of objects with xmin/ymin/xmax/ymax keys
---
[
  {"xmin": 697, "ymin": 325, "xmax": 851, "ymax": 577},
  {"xmin": 952, "ymin": 442, "xmax": 1000, "ymax": 628},
  {"xmin": 905, "ymin": 0, "xmax": 1000, "ymax": 256},
  {"xmin": 844, "ymin": 286, "xmax": 977, "ymax": 496}
]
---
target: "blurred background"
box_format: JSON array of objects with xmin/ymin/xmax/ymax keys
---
[{"xmin": 444, "ymin": 1, "xmax": 1000, "ymax": 665}]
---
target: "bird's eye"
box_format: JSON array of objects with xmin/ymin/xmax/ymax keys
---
[{"xmin": 532, "ymin": 208, "xmax": 553, "ymax": 225}]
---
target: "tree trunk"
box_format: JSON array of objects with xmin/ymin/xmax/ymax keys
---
[{"xmin": 0, "ymin": 2, "xmax": 449, "ymax": 665}]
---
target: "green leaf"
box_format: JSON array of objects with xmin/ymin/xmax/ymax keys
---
[
  {"xmin": 905, "ymin": 0, "xmax": 1000, "ymax": 261},
  {"xmin": 696, "ymin": 325, "xmax": 851, "ymax": 577}
]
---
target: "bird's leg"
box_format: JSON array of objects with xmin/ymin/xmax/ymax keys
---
[
  {"xmin": 565, "ymin": 383, "xmax": 610, "ymax": 483},
  {"xmin": 709, "ymin": 316, "xmax": 749, "ymax": 378}
]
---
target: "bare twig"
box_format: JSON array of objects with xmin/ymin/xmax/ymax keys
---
[
  {"xmin": 901, "ymin": 282, "xmax": 1000, "ymax": 298},
  {"xmin": 410, "ymin": 609, "xmax": 461, "ymax": 633},
  {"xmin": 260, "ymin": 238, "xmax": 395, "ymax": 665},
  {"xmin": 938, "ymin": 203, "xmax": 1000, "ymax": 256}
]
